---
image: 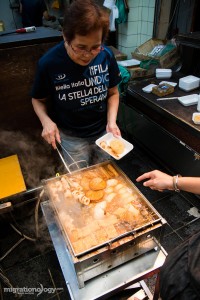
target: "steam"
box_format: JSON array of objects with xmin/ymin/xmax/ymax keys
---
[{"xmin": 0, "ymin": 130, "xmax": 61, "ymax": 188}]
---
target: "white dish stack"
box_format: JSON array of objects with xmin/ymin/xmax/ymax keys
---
[
  {"xmin": 179, "ymin": 75, "xmax": 200, "ymax": 91},
  {"xmin": 156, "ymin": 69, "xmax": 172, "ymax": 79}
]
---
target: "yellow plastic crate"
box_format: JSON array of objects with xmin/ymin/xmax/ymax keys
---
[{"xmin": 0, "ymin": 155, "xmax": 26, "ymax": 200}]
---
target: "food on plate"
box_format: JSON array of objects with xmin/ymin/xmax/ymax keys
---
[
  {"xmin": 83, "ymin": 170, "xmax": 97, "ymax": 179},
  {"xmin": 86, "ymin": 189, "xmax": 104, "ymax": 202},
  {"xmin": 104, "ymin": 186, "xmax": 114, "ymax": 194},
  {"xmin": 107, "ymin": 164, "xmax": 119, "ymax": 177},
  {"xmin": 105, "ymin": 192, "xmax": 117, "ymax": 202},
  {"xmin": 98, "ymin": 166, "xmax": 111, "ymax": 179},
  {"xmin": 93, "ymin": 205, "xmax": 105, "ymax": 220},
  {"xmin": 71, "ymin": 190, "xmax": 90, "ymax": 205},
  {"xmin": 99, "ymin": 140, "xmax": 121, "ymax": 158},
  {"xmin": 194, "ymin": 114, "xmax": 200, "ymax": 122},
  {"xmin": 89, "ymin": 177, "xmax": 106, "ymax": 190},
  {"xmin": 106, "ymin": 178, "xmax": 118, "ymax": 186},
  {"xmin": 110, "ymin": 138, "xmax": 125, "ymax": 154},
  {"xmin": 64, "ymin": 189, "xmax": 72, "ymax": 198},
  {"xmin": 60, "ymin": 176, "xmax": 70, "ymax": 190},
  {"xmin": 114, "ymin": 183, "xmax": 124, "ymax": 191},
  {"xmin": 152, "ymin": 83, "xmax": 174, "ymax": 97},
  {"xmin": 46, "ymin": 162, "xmax": 157, "ymax": 255},
  {"xmin": 99, "ymin": 141, "xmax": 107, "ymax": 150},
  {"xmin": 105, "ymin": 224, "xmax": 117, "ymax": 239},
  {"xmin": 73, "ymin": 239, "xmax": 86, "ymax": 253},
  {"xmin": 79, "ymin": 195, "xmax": 90, "ymax": 205},
  {"xmin": 80, "ymin": 176, "xmax": 90, "ymax": 190}
]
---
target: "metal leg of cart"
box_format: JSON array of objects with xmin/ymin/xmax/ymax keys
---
[{"xmin": 41, "ymin": 201, "xmax": 167, "ymax": 300}]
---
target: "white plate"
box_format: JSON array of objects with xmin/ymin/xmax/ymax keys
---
[
  {"xmin": 178, "ymin": 94, "xmax": 199, "ymax": 106},
  {"xmin": 192, "ymin": 112, "xmax": 200, "ymax": 124},
  {"xmin": 142, "ymin": 84, "xmax": 157, "ymax": 93},
  {"xmin": 117, "ymin": 59, "xmax": 140, "ymax": 67},
  {"xmin": 95, "ymin": 133, "xmax": 133, "ymax": 160}
]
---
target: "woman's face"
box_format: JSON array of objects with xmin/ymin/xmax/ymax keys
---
[{"xmin": 65, "ymin": 29, "xmax": 103, "ymax": 66}]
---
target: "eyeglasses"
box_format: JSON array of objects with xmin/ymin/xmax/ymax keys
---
[{"xmin": 70, "ymin": 43, "xmax": 104, "ymax": 56}]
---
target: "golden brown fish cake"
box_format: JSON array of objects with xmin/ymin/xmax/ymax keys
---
[
  {"xmin": 89, "ymin": 177, "xmax": 106, "ymax": 190},
  {"xmin": 110, "ymin": 139, "xmax": 125, "ymax": 154},
  {"xmin": 80, "ymin": 176, "xmax": 90, "ymax": 190},
  {"xmin": 86, "ymin": 190, "xmax": 104, "ymax": 202}
]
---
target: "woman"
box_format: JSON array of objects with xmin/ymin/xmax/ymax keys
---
[
  {"xmin": 31, "ymin": 0, "xmax": 121, "ymax": 168},
  {"xmin": 136, "ymin": 170, "xmax": 200, "ymax": 194},
  {"xmin": 136, "ymin": 170, "xmax": 200, "ymax": 300}
]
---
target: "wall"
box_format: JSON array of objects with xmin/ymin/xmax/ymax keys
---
[
  {"xmin": 117, "ymin": 0, "xmax": 156, "ymax": 59},
  {"xmin": 0, "ymin": 0, "xmax": 22, "ymax": 30}
]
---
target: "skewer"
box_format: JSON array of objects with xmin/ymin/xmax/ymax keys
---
[{"xmin": 156, "ymin": 96, "xmax": 178, "ymax": 101}]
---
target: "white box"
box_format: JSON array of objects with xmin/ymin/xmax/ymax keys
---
[
  {"xmin": 192, "ymin": 112, "xmax": 200, "ymax": 124},
  {"xmin": 117, "ymin": 59, "xmax": 140, "ymax": 67},
  {"xmin": 156, "ymin": 68, "xmax": 172, "ymax": 79},
  {"xmin": 178, "ymin": 94, "xmax": 199, "ymax": 106},
  {"xmin": 96, "ymin": 133, "xmax": 133, "ymax": 160},
  {"xmin": 179, "ymin": 75, "xmax": 200, "ymax": 91}
]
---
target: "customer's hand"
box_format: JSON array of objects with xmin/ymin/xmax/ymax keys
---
[
  {"xmin": 106, "ymin": 123, "xmax": 121, "ymax": 137},
  {"xmin": 136, "ymin": 170, "xmax": 174, "ymax": 192},
  {"xmin": 41, "ymin": 119, "xmax": 61, "ymax": 149}
]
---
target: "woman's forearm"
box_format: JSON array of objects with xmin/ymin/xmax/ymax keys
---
[
  {"xmin": 176, "ymin": 177, "xmax": 200, "ymax": 194},
  {"xmin": 107, "ymin": 86, "xmax": 119, "ymax": 125},
  {"xmin": 32, "ymin": 98, "xmax": 51, "ymax": 127},
  {"xmin": 32, "ymin": 98, "xmax": 60, "ymax": 148}
]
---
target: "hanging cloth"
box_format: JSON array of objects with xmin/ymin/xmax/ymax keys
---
[
  {"xmin": 115, "ymin": 0, "xmax": 129, "ymax": 24},
  {"xmin": 103, "ymin": 0, "xmax": 119, "ymax": 31}
]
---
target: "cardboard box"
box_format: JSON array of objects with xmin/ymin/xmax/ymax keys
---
[
  {"xmin": 131, "ymin": 38, "xmax": 180, "ymax": 68},
  {"xmin": 108, "ymin": 45, "xmax": 127, "ymax": 61},
  {"xmin": 128, "ymin": 67, "xmax": 154, "ymax": 79}
]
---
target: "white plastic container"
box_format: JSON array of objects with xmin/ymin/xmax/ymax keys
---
[
  {"xmin": 156, "ymin": 69, "xmax": 172, "ymax": 79},
  {"xmin": 197, "ymin": 95, "xmax": 200, "ymax": 112},
  {"xmin": 117, "ymin": 59, "xmax": 140, "ymax": 67},
  {"xmin": 192, "ymin": 112, "xmax": 200, "ymax": 124},
  {"xmin": 179, "ymin": 75, "xmax": 200, "ymax": 91},
  {"xmin": 96, "ymin": 133, "xmax": 133, "ymax": 160},
  {"xmin": 178, "ymin": 94, "xmax": 199, "ymax": 106}
]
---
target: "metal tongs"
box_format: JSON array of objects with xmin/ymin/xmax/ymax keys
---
[{"xmin": 56, "ymin": 142, "xmax": 88, "ymax": 174}]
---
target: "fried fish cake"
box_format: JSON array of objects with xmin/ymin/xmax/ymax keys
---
[
  {"xmin": 89, "ymin": 177, "xmax": 106, "ymax": 190},
  {"xmin": 110, "ymin": 139, "xmax": 125, "ymax": 154},
  {"xmin": 86, "ymin": 190, "xmax": 104, "ymax": 202},
  {"xmin": 80, "ymin": 176, "xmax": 90, "ymax": 190}
]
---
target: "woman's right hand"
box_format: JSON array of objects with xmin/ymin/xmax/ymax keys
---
[
  {"xmin": 41, "ymin": 119, "xmax": 61, "ymax": 149},
  {"xmin": 136, "ymin": 170, "xmax": 174, "ymax": 192}
]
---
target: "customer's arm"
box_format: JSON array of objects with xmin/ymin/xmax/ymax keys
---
[
  {"xmin": 136, "ymin": 170, "xmax": 200, "ymax": 194},
  {"xmin": 106, "ymin": 86, "xmax": 121, "ymax": 137},
  {"xmin": 32, "ymin": 98, "xmax": 61, "ymax": 149}
]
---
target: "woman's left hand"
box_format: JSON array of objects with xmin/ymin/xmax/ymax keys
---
[{"xmin": 106, "ymin": 123, "xmax": 121, "ymax": 137}]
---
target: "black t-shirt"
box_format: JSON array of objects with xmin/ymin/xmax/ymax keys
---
[
  {"xmin": 160, "ymin": 231, "xmax": 200, "ymax": 300},
  {"xmin": 31, "ymin": 42, "xmax": 121, "ymax": 137},
  {"xmin": 21, "ymin": 0, "xmax": 47, "ymax": 27}
]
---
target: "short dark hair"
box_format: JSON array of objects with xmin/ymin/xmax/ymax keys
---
[{"xmin": 63, "ymin": 0, "xmax": 109, "ymax": 43}]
